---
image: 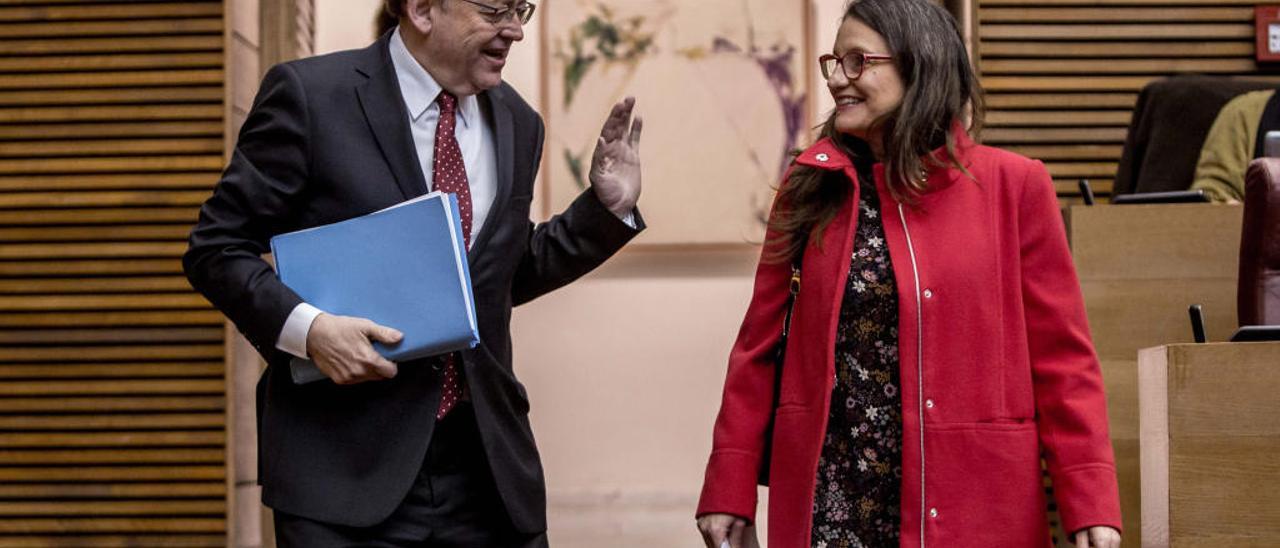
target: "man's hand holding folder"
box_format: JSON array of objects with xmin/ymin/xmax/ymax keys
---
[
  {"xmin": 270, "ymin": 192, "xmax": 481, "ymax": 385},
  {"xmin": 306, "ymin": 314, "xmax": 404, "ymax": 385}
]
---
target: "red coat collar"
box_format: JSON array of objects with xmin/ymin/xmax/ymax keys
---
[{"xmin": 793, "ymin": 125, "xmax": 977, "ymax": 197}]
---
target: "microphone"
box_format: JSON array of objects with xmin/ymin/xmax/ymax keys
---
[
  {"xmin": 1189, "ymin": 304, "xmax": 1207, "ymax": 343},
  {"xmin": 1077, "ymin": 179, "xmax": 1095, "ymax": 206}
]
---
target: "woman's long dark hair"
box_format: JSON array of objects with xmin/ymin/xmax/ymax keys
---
[{"xmin": 768, "ymin": 0, "xmax": 984, "ymax": 263}]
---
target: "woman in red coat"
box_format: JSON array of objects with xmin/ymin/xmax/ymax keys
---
[{"xmin": 695, "ymin": 1, "xmax": 1122, "ymax": 547}]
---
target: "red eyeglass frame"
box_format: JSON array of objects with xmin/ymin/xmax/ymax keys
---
[{"xmin": 819, "ymin": 52, "xmax": 894, "ymax": 80}]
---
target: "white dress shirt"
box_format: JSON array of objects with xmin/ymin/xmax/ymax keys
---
[{"xmin": 275, "ymin": 29, "xmax": 632, "ymax": 359}]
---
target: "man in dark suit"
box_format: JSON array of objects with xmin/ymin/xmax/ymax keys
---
[{"xmin": 183, "ymin": 0, "xmax": 643, "ymax": 545}]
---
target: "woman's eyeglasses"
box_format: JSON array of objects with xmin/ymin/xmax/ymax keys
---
[
  {"xmin": 819, "ymin": 51, "xmax": 893, "ymax": 81},
  {"xmin": 454, "ymin": 0, "xmax": 537, "ymax": 26}
]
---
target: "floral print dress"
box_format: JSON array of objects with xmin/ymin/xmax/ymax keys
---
[{"xmin": 810, "ymin": 166, "xmax": 903, "ymax": 548}]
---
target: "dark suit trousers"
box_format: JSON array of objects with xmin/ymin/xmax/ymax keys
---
[{"xmin": 273, "ymin": 403, "xmax": 548, "ymax": 548}]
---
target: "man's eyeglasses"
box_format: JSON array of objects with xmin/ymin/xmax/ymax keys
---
[
  {"xmin": 819, "ymin": 51, "xmax": 893, "ymax": 81},
  {"xmin": 454, "ymin": 0, "xmax": 537, "ymax": 26}
]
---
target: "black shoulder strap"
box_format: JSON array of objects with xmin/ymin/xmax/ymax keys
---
[
  {"xmin": 777, "ymin": 234, "xmax": 806, "ymax": 354},
  {"xmin": 760, "ymin": 234, "xmax": 805, "ymax": 486}
]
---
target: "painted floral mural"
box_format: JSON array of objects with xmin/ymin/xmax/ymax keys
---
[{"xmin": 546, "ymin": 0, "xmax": 810, "ymax": 244}]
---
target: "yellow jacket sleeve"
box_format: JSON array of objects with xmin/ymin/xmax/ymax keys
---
[{"xmin": 1191, "ymin": 89, "xmax": 1273, "ymax": 202}]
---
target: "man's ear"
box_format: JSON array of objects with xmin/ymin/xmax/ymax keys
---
[{"xmin": 404, "ymin": 0, "xmax": 434, "ymax": 35}]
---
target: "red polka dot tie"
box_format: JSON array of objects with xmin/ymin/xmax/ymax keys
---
[{"xmin": 433, "ymin": 91, "xmax": 472, "ymax": 420}]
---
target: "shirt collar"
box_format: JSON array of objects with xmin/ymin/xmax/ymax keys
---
[{"xmin": 389, "ymin": 27, "xmax": 478, "ymax": 129}]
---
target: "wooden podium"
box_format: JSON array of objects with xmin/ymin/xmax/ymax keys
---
[
  {"xmin": 1064, "ymin": 204, "xmax": 1243, "ymax": 546},
  {"xmin": 1139, "ymin": 342, "xmax": 1280, "ymax": 547}
]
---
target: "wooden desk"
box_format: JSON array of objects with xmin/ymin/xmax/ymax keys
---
[
  {"xmin": 1065, "ymin": 204, "xmax": 1243, "ymax": 546},
  {"xmin": 1139, "ymin": 343, "xmax": 1280, "ymax": 547}
]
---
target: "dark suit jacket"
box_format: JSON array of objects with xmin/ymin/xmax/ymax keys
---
[
  {"xmin": 1115, "ymin": 75, "xmax": 1275, "ymax": 195},
  {"xmin": 184, "ymin": 33, "xmax": 642, "ymax": 532}
]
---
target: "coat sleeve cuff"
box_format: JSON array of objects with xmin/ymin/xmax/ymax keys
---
[
  {"xmin": 1053, "ymin": 464, "xmax": 1123, "ymax": 535},
  {"xmin": 574, "ymin": 189, "xmax": 646, "ymax": 236},
  {"xmin": 695, "ymin": 449, "xmax": 760, "ymax": 522}
]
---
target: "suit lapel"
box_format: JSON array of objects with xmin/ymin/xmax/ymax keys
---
[
  {"xmin": 354, "ymin": 36, "xmax": 428, "ymax": 201},
  {"xmin": 468, "ymin": 87, "xmax": 515, "ymax": 260}
]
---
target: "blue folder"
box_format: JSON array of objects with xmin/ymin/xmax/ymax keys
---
[{"xmin": 270, "ymin": 192, "xmax": 479, "ymax": 384}]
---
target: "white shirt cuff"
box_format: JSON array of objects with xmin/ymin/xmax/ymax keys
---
[
  {"xmin": 276, "ymin": 302, "xmax": 324, "ymax": 359},
  {"xmin": 620, "ymin": 210, "xmax": 637, "ymax": 229}
]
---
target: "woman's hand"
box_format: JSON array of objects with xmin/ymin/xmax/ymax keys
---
[
  {"xmin": 696, "ymin": 514, "xmax": 759, "ymax": 548},
  {"xmin": 1074, "ymin": 526, "xmax": 1121, "ymax": 548}
]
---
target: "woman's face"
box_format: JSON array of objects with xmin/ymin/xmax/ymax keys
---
[{"xmin": 828, "ymin": 17, "xmax": 905, "ymax": 145}]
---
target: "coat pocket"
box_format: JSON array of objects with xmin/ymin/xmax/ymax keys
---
[
  {"xmin": 766, "ymin": 406, "xmax": 826, "ymax": 548},
  {"xmin": 923, "ymin": 422, "xmax": 1050, "ymax": 547}
]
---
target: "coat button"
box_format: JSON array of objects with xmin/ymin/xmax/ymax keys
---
[
  {"xmin": 816, "ymin": 153, "xmax": 829, "ymax": 162},
  {"xmin": 929, "ymin": 508, "xmax": 938, "ymax": 518},
  {"xmin": 925, "ymin": 399, "xmax": 935, "ymax": 409},
  {"xmin": 923, "ymin": 289, "xmax": 934, "ymax": 299}
]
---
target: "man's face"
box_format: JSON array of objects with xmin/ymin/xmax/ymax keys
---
[{"xmin": 417, "ymin": 0, "xmax": 525, "ymax": 96}]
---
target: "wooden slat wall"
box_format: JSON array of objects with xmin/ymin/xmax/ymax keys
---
[
  {"xmin": 0, "ymin": 0, "xmax": 227, "ymax": 546},
  {"xmin": 977, "ymin": 0, "xmax": 1279, "ymax": 202}
]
